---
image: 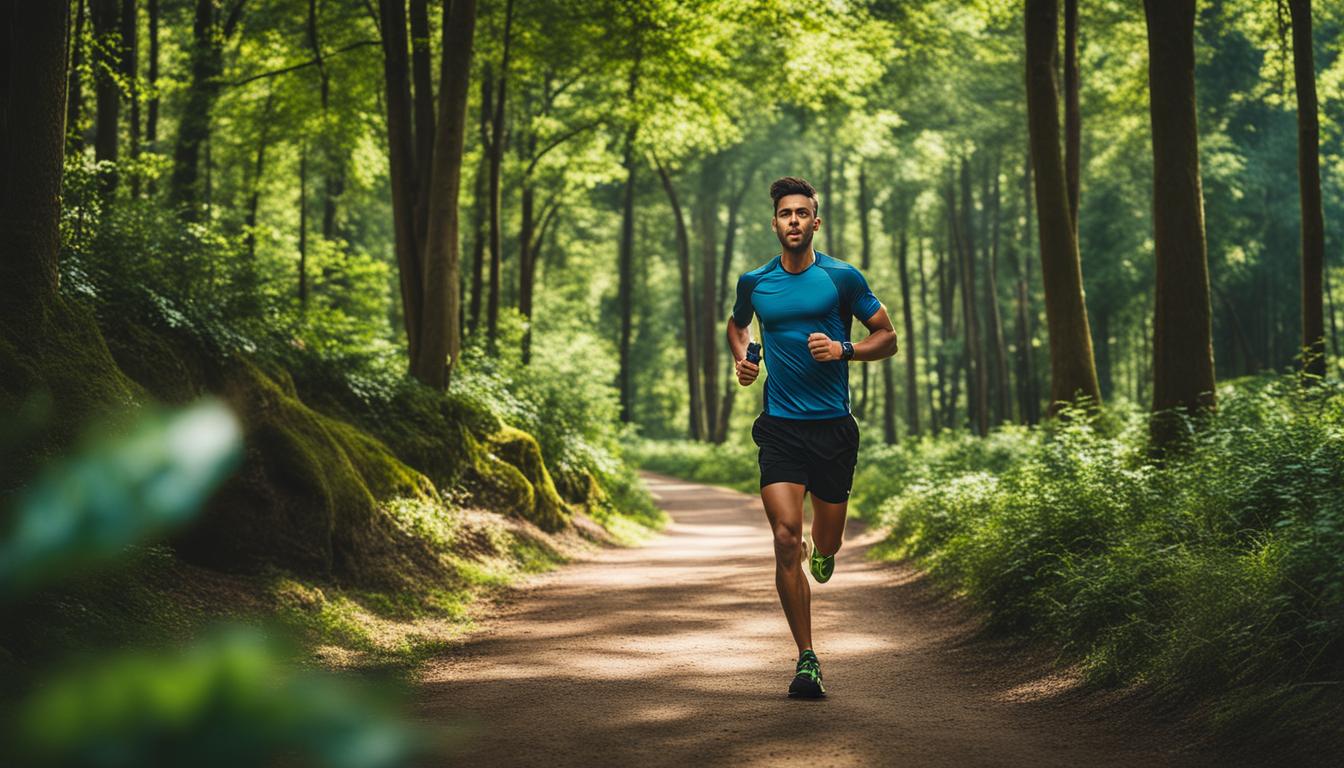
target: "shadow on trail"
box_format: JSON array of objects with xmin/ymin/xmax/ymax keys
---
[{"xmin": 414, "ymin": 475, "xmax": 1226, "ymax": 768}]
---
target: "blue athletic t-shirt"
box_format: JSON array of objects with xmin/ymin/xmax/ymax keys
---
[{"xmin": 732, "ymin": 251, "xmax": 883, "ymax": 420}]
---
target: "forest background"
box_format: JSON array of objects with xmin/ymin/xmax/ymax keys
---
[{"xmin": 1, "ymin": 0, "xmax": 1342, "ymax": 764}]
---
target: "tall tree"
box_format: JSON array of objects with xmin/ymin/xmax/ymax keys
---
[
  {"xmin": 67, "ymin": 0, "xmax": 86, "ymax": 152},
  {"xmin": 1016, "ymin": 147, "xmax": 1041, "ymax": 425},
  {"xmin": 119, "ymin": 0, "xmax": 139, "ymax": 196},
  {"xmin": 894, "ymin": 194, "xmax": 919, "ymax": 436},
  {"xmin": 484, "ymin": 0, "xmax": 515, "ymax": 348},
  {"xmin": 1025, "ymin": 0, "xmax": 1101, "ymax": 411},
  {"xmin": 412, "ymin": 0, "xmax": 478, "ymax": 388},
  {"xmin": 1143, "ymin": 0, "xmax": 1215, "ymax": 446},
  {"xmin": 655, "ymin": 157, "xmax": 706, "ymax": 440},
  {"xmin": 956, "ymin": 160, "xmax": 987, "ymax": 435},
  {"xmin": 1, "ymin": 1, "xmax": 73, "ymax": 330},
  {"xmin": 857, "ymin": 164, "xmax": 872, "ymax": 418},
  {"xmin": 1063, "ymin": 0, "xmax": 1079, "ymax": 232},
  {"xmin": 1288, "ymin": 0, "xmax": 1325, "ymax": 379},
  {"xmin": 615, "ymin": 49, "xmax": 640, "ymax": 422},
  {"xmin": 168, "ymin": 0, "xmax": 245, "ymax": 220},
  {"xmin": 697, "ymin": 160, "xmax": 719, "ymax": 434},
  {"xmin": 984, "ymin": 158, "xmax": 1011, "ymax": 425},
  {"xmin": 90, "ymin": 0, "xmax": 120, "ymax": 196}
]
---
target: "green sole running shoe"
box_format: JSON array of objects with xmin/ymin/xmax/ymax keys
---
[
  {"xmin": 788, "ymin": 649, "xmax": 826, "ymax": 698},
  {"xmin": 809, "ymin": 538, "xmax": 835, "ymax": 583}
]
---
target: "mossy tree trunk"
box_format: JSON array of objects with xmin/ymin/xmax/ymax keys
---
[
  {"xmin": 1289, "ymin": 0, "xmax": 1326, "ymax": 379},
  {"xmin": 1143, "ymin": 0, "xmax": 1215, "ymax": 448},
  {"xmin": 1025, "ymin": 0, "xmax": 1101, "ymax": 413}
]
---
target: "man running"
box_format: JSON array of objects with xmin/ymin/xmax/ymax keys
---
[{"xmin": 725, "ymin": 176, "xmax": 897, "ymax": 699}]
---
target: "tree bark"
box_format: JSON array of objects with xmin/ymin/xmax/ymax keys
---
[
  {"xmin": 1143, "ymin": 0, "xmax": 1215, "ymax": 446},
  {"xmin": 411, "ymin": 0, "xmax": 478, "ymax": 389},
  {"xmin": 485, "ymin": 0, "xmax": 514, "ymax": 349},
  {"xmin": 857, "ymin": 164, "xmax": 872, "ymax": 419},
  {"xmin": 67, "ymin": 0, "xmax": 86, "ymax": 152},
  {"xmin": 882, "ymin": 357, "xmax": 897, "ymax": 444},
  {"xmin": 697, "ymin": 161, "xmax": 719, "ymax": 435},
  {"xmin": 1, "ymin": 0, "xmax": 72, "ymax": 329},
  {"xmin": 1026, "ymin": 0, "xmax": 1101, "ymax": 412},
  {"xmin": 377, "ymin": 0, "xmax": 422, "ymax": 363},
  {"xmin": 985, "ymin": 158, "xmax": 1011, "ymax": 425},
  {"xmin": 918, "ymin": 228, "xmax": 938, "ymax": 432},
  {"xmin": 91, "ymin": 0, "xmax": 120, "ymax": 197},
  {"xmin": 655, "ymin": 158, "xmax": 706, "ymax": 440},
  {"xmin": 120, "ymin": 0, "xmax": 138, "ymax": 196},
  {"xmin": 955, "ymin": 161, "xmax": 987, "ymax": 435},
  {"xmin": 409, "ymin": 0, "xmax": 434, "ymax": 249},
  {"xmin": 169, "ymin": 0, "xmax": 241, "ymax": 220},
  {"xmin": 1289, "ymin": 0, "xmax": 1325, "ymax": 379},
  {"xmin": 298, "ymin": 141, "xmax": 308, "ymax": 307},
  {"xmin": 308, "ymin": 0, "xmax": 343, "ymax": 242},
  {"xmin": 712, "ymin": 167, "xmax": 753, "ymax": 442},
  {"xmin": 1064, "ymin": 0, "xmax": 1080, "ymax": 233},
  {"xmin": 895, "ymin": 196, "xmax": 919, "ymax": 437},
  {"xmin": 146, "ymin": 0, "xmax": 158, "ymax": 146},
  {"xmin": 1017, "ymin": 145, "xmax": 1041, "ymax": 425},
  {"xmin": 616, "ymin": 52, "xmax": 640, "ymax": 423},
  {"xmin": 243, "ymin": 90, "xmax": 274, "ymax": 264},
  {"xmin": 470, "ymin": 71, "xmax": 490, "ymax": 333},
  {"xmin": 518, "ymin": 177, "xmax": 536, "ymax": 362}
]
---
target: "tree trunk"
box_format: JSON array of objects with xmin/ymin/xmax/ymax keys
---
[
  {"xmin": 298, "ymin": 141, "xmax": 308, "ymax": 307},
  {"xmin": 1018, "ymin": 145, "xmax": 1041, "ymax": 425},
  {"xmin": 697, "ymin": 162, "xmax": 719, "ymax": 435},
  {"xmin": 712, "ymin": 168, "xmax": 753, "ymax": 442},
  {"xmin": 243, "ymin": 90, "xmax": 274, "ymax": 264},
  {"xmin": 411, "ymin": 0, "xmax": 478, "ymax": 389},
  {"xmin": 1143, "ymin": 0, "xmax": 1215, "ymax": 447},
  {"xmin": 895, "ymin": 197, "xmax": 919, "ymax": 437},
  {"xmin": 882, "ymin": 357, "xmax": 897, "ymax": 444},
  {"xmin": 120, "ymin": 0, "xmax": 138, "ymax": 196},
  {"xmin": 470, "ymin": 72, "xmax": 490, "ymax": 333},
  {"xmin": 857, "ymin": 164, "xmax": 871, "ymax": 419},
  {"xmin": 146, "ymin": 0, "xmax": 158, "ymax": 144},
  {"xmin": 518, "ymin": 179, "xmax": 536, "ymax": 362},
  {"xmin": 1026, "ymin": 0, "xmax": 1102, "ymax": 412},
  {"xmin": 409, "ymin": 0, "xmax": 434, "ymax": 249},
  {"xmin": 485, "ymin": 0, "xmax": 514, "ymax": 349},
  {"xmin": 91, "ymin": 0, "xmax": 120, "ymax": 197},
  {"xmin": 308, "ymin": 0, "xmax": 343, "ymax": 243},
  {"xmin": 823, "ymin": 146, "xmax": 834, "ymax": 256},
  {"xmin": 169, "ymin": 0, "xmax": 233, "ymax": 220},
  {"xmin": 67, "ymin": 0, "xmax": 86, "ymax": 152},
  {"xmin": 956, "ymin": 161, "xmax": 987, "ymax": 435},
  {"xmin": 985, "ymin": 159, "xmax": 1011, "ymax": 425},
  {"xmin": 655, "ymin": 158, "xmax": 705, "ymax": 441},
  {"xmin": 616, "ymin": 53, "xmax": 640, "ymax": 423},
  {"xmin": 918, "ymin": 228, "xmax": 938, "ymax": 432},
  {"xmin": 1064, "ymin": 0, "xmax": 1080, "ymax": 233},
  {"xmin": 377, "ymin": 0, "xmax": 423, "ymax": 364},
  {"xmin": 1, "ymin": 1, "xmax": 72, "ymax": 329},
  {"xmin": 1290, "ymin": 0, "xmax": 1325, "ymax": 379}
]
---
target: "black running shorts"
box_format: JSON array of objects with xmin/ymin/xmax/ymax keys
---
[{"xmin": 751, "ymin": 412, "xmax": 860, "ymax": 504}]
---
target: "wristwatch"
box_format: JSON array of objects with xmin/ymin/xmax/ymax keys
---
[{"xmin": 840, "ymin": 341, "xmax": 854, "ymax": 361}]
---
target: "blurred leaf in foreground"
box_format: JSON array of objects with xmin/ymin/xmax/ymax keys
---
[
  {"xmin": 11, "ymin": 628, "xmax": 419, "ymax": 768},
  {"xmin": 0, "ymin": 400, "xmax": 242, "ymax": 598}
]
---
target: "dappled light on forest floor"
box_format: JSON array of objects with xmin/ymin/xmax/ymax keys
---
[{"xmin": 414, "ymin": 474, "xmax": 1224, "ymax": 768}]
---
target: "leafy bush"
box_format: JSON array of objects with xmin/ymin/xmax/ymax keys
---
[{"xmin": 874, "ymin": 376, "xmax": 1344, "ymax": 745}]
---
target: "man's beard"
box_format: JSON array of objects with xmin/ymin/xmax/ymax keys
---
[{"xmin": 779, "ymin": 227, "xmax": 814, "ymax": 254}]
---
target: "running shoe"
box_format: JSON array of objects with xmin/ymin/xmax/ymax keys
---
[
  {"xmin": 788, "ymin": 649, "xmax": 826, "ymax": 698},
  {"xmin": 809, "ymin": 539, "xmax": 835, "ymax": 583}
]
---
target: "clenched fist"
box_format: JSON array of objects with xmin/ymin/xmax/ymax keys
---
[
  {"xmin": 808, "ymin": 332, "xmax": 842, "ymax": 362},
  {"xmin": 735, "ymin": 358, "xmax": 760, "ymax": 386}
]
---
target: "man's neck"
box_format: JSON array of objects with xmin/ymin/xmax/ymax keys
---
[{"xmin": 780, "ymin": 247, "xmax": 816, "ymax": 274}]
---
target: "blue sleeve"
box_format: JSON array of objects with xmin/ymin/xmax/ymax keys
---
[
  {"xmin": 846, "ymin": 267, "xmax": 882, "ymax": 322},
  {"xmin": 731, "ymin": 273, "xmax": 756, "ymax": 328}
]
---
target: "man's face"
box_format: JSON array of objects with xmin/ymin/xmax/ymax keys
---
[{"xmin": 771, "ymin": 193, "xmax": 821, "ymax": 251}]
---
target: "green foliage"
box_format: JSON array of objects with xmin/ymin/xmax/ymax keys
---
[
  {"xmin": 0, "ymin": 402, "xmax": 241, "ymax": 598},
  {"xmin": 625, "ymin": 438, "xmax": 758, "ymax": 495},
  {"xmin": 874, "ymin": 377, "xmax": 1344, "ymax": 743}
]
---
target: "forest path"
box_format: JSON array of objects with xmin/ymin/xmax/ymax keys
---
[{"xmin": 414, "ymin": 473, "xmax": 1223, "ymax": 767}]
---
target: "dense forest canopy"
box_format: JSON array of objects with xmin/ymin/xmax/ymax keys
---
[{"xmin": 42, "ymin": 0, "xmax": 1343, "ymax": 444}]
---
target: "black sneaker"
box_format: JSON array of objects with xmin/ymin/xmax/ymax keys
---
[{"xmin": 788, "ymin": 649, "xmax": 826, "ymax": 698}]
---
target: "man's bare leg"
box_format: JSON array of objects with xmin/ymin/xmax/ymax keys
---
[
  {"xmin": 761, "ymin": 481, "xmax": 811, "ymax": 654},
  {"xmin": 811, "ymin": 496, "xmax": 849, "ymax": 557}
]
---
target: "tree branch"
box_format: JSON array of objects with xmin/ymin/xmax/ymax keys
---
[{"xmin": 229, "ymin": 40, "xmax": 380, "ymax": 87}]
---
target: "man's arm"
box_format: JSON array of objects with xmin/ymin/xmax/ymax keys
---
[
  {"xmin": 807, "ymin": 307, "xmax": 898, "ymax": 362},
  {"xmin": 727, "ymin": 317, "xmax": 760, "ymax": 385}
]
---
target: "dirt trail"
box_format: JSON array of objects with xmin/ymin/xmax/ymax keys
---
[{"xmin": 415, "ymin": 473, "xmax": 1225, "ymax": 767}]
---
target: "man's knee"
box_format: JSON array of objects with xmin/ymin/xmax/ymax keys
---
[{"xmin": 773, "ymin": 526, "xmax": 802, "ymax": 564}]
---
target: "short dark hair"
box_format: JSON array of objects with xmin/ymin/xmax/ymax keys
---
[{"xmin": 770, "ymin": 176, "xmax": 818, "ymax": 216}]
